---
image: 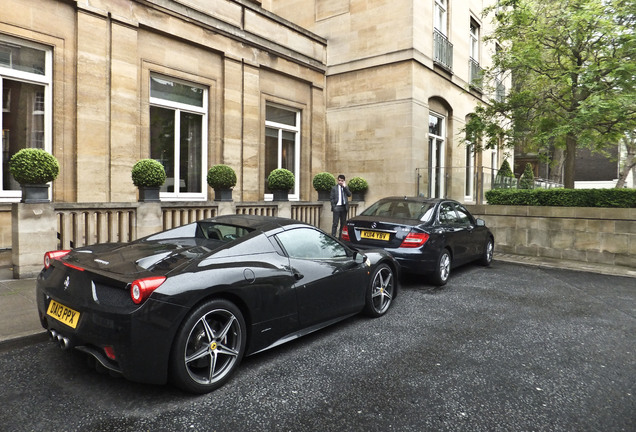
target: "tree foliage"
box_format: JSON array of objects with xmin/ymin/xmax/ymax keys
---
[{"xmin": 466, "ymin": 0, "xmax": 636, "ymax": 188}]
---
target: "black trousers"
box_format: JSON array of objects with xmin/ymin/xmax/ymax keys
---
[{"xmin": 332, "ymin": 205, "xmax": 347, "ymax": 237}]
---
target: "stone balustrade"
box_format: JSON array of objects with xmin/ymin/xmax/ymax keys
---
[
  {"xmin": 3, "ymin": 201, "xmax": 633, "ymax": 279},
  {"xmin": 5, "ymin": 200, "xmax": 351, "ymax": 278}
]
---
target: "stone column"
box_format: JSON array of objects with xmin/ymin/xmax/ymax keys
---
[
  {"xmin": 12, "ymin": 203, "xmax": 57, "ymax": 279},
  {"xmin": 136, "ymin": 203, "xmax": 163, "ymax": 239}
]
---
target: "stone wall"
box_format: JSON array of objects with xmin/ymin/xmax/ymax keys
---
[{"xmin": 468, "ymin": 205, "xmax": 636, "ymax": 270}]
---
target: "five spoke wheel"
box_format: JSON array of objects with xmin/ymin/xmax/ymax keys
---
[
  {"xmin": 364, "ymin": 263, "xmax": 395, "ymax": 317},
  {"xmin": 171, "ymin": 299, "xmax": 246, "ymax": 393},
  {"xmin": 432, "ymin": 249, "xmax": 451, "ymax": 286}
]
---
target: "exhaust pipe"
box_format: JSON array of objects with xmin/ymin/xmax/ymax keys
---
[{"xmin": 48, "ymin": 330, "xmax": 71, "ymax": 350}]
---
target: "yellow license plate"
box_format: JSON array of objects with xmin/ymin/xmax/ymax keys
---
[
  {"xmin": 361, "ymin": 230, "xmax": 390, "ymax": 241},
  {"xmin": 47, "ymin": 300, "xmax": 81, "ymax": 329}
]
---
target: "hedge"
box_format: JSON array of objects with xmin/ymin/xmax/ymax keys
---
[{"xmin": 485, "ymin": 188, "xmax": 636, "ymax": 208}]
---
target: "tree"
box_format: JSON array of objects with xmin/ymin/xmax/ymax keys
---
[
  {"xmin": 616, "ymin": 131, "xmax": 636, "ymax": 188},
  {"xmin": 465, "ymin": 0, "xmax": 636, "ymax": 188}
]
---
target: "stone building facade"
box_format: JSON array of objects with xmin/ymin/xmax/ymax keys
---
[
  {"xmin": 1, "ymin": 0, "xmax": 505, "ymax": 205},
  {"xmin": 267, "ymin": 0, "xmax": 506, "ymax": 203}
]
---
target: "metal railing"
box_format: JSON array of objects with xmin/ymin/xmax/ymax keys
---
[
  {"xmin": 415, "ymin": 166, "xmax": 563, "ymax": 204},
  {"xmin": 433, "ymin": 29, "xmax": 453, "ymax": 70},
  {"xmin": 469, "ymin": 58, "xmax": 484, "ymax": 91}
]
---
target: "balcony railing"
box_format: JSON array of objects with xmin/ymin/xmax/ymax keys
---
[
  {"xmin": 495, "ymin": 79, "xmax": 506, "ymax": 102},
  {"xmin": 433, "ymin": 29, "xmax": 453, "ymax": 71},
  {"xmin": 469, "ymin": 58, "xmax": 484, "ymax": 91}
]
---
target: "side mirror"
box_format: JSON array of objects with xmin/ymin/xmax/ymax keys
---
[
  {"xmin": 476, "ymin": 218, "xmax": 486, "ymax": 227},
  {"xmin": 353, "ymin": 251, "xmax": 367, "ymax": 264}
]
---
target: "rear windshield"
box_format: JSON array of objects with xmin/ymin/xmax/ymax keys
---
[
  {"xmin": 196, "ymin": 222, "xmax": 254, "ymax": 242},
  {"xmin": 146, "ymin": 222, "xmax": 254, "ymax": 243},
  {"xmin": 361, "ymin": 200, "xmax": 435, "ymax": 222}
]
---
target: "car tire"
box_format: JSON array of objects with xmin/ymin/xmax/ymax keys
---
[
  {"xmin": 479, "ymin": 238, "xmax": 494, "ymax": 266},
  {"xmin": 170, "ymin": 299, "xmax": 246, "ymax": 394},
  {"xmin": 431, "ymin": 249, "xmax": 451, "ymax": 286},
  {"xmin": 364, "ymin": 263, "xmax": 395, "ymax": 317}
]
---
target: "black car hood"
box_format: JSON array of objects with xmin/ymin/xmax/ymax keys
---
[{"xmin": 65, "ymin": 239, "xmax": 218, "ymax": 276}]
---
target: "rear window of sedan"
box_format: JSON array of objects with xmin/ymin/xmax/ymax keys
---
[{"xmin": 361, "ymin": 200, "xmax": 435, "ymax": 222}]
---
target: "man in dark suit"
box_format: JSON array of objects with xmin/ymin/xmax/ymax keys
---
[{"xmin": 330, "ymin": 174, "xmax": 352, "ymax": 238}]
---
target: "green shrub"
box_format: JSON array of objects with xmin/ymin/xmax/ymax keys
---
[
  {"xmin": 518, "ymin": 163, "xmax": 535, "ymax": 189},
  {"xmin": 348, "ymin": 176, "xmax": 368, "ymax": 192},
  {"xmin": 207, "ymin": 164, "xmax": 237, "ymax": 189},
  {"xmin": 131, "ymin": 159, "xmax": 166, "ymax": 187},
  {"xmin": 9, "ymin": 148, "xmax": 60, "ymax": 184},
  {"xmin": 498, "ymin": 160, "xmax": 514, "ymax": 177},
  {"xmin": 485, "ymin": 188, "xmax": 636, "ymax": 208},
  {"xmin": 312, "ymin": 172, "xmax": 337, "ymax": 191},
  {"xmin": 267, "ymin": 168, "xmax": 295, "ymax": 191}
]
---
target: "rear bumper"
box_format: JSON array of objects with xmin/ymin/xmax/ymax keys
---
[
  {"xmin": 347, "ymin": 243, "xmax": 437, "ymax": 275},
  {"xmin": 36, "ymin": 277, "xmax": 188, "ymax": 385}
]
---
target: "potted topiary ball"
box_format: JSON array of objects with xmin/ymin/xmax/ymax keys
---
[
  {"xmin": 207, "ymin": 164, "xmax": 237, "ymax": 202},
  {"xmin": 9, "ymin": 148, "xmax": 60, "ymax": 203},
  {"xmin": 348, "ymin": 176, "xmax": 368, "ymax": 201},
  {"xmin": 131, "ymin": 159, "xmax": 166, "ymax": 202},
  {"xmin": 312, "ymin": 172, "xmax": 336, "ymax": 201},
  {"xmin": 267, "ymin": 168, "xmax": 295, "ymax": 201}
]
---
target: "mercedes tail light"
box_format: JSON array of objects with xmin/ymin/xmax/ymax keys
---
[
  {"xmin": 400, "ymin": 232, "xmax": 429, "ymax": 248},
  {"xmin": 341, "ymin": 226, "xmax": 350, "ymax": 241},
  {"xmin": 130, "ymin": 276, "xmax": 167, "ymax": 304},
  {"xmin": 44, "ymin": 250, "xmax": 71, "ymax": 269}
]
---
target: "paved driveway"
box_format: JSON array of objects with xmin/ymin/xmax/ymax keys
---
[{"xmin": 0, "ymin": 261, "xmax": 634, "ymax": 431}]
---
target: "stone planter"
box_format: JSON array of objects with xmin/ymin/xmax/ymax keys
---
[
  {"xmin": 317, "ymin": 190, "xmax": 330, "ymax": 201},
  {"xmin": 272, "ymin": 190, "xmax": 289, "ymax": 201},
  {"xmin": 138, "ymin": 186, "xmax": 160, "ymax": 202},
  {"xmin": 351, "ymin": 191, "xmax": 366, "ymax": 202},
  {"xmin": 214, "ymin": 188, "xmax": 233, "ymax": 202},
  {"xmin": 21, "ymin": 184, "xmax": 50, "ymax": 203}
]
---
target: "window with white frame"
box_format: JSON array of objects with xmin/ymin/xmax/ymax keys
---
[
  {"xmin": 265, "ymin": 104, "xmax": 300, "ymax": 200},
  {"xmin": 0, "ymin": 35, "xmax": 52, "ymax": 201},
  {"xmin": 470, "ymin": 20, "xmax": 479, "ymax": 61},
  {"xmin": 428, "ymin": 113, "xmax": 446, "ymax": 198},
  {"xmin": 434, "ymin": 0, "xmax": 448, "ymax": 35},
  {"xmin": 149, "ymin": 75, "xmax": 207, "ymax": 200}
]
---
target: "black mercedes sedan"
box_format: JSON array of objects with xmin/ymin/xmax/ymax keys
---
[
  {"xmin": 342, "ymin": 197, "xmax": 494, "ymax": 285},
  {"xmin": 36, "ymin": 215, "xmax": 398, "ymax": 393}
]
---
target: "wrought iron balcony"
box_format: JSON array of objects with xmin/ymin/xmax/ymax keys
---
[
  {"xmin": 433, "ymin": 29, "xmax": 453, "ymax": 71},
  {"xmin": 469, "ymin": 58, "xmax": 484, "ymax": 91}
]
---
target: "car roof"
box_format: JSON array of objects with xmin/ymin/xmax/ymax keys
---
[
  {"xmin": 376, "ymin": 196, "xmax": 452, "ymax": 205},
  {"xmin": 203, "ymin": 214, "xmax": 305, "ymax": 231}
]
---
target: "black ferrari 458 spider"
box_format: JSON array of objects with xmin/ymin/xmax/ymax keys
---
[{"xmin": 36, "ymin": 215, "xmax": 398, "ymax": 393}]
